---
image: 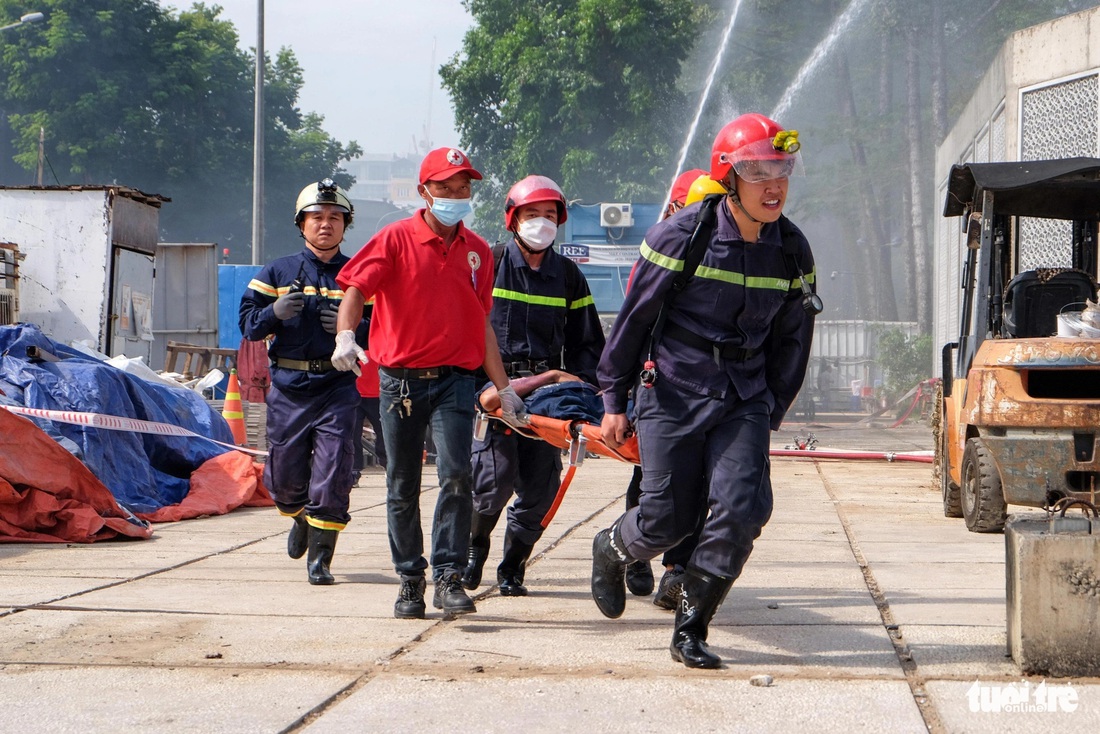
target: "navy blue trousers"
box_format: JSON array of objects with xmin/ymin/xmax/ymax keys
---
[
  {"xmin": 263, "ymin": 379, "xmax": 359, "ymax": 529},
  {"xmin": 471, "ymin": 424, "xmax": 562, "ymax": 545},
  {"xmin": 618, "ymin": 377, "xmax": 774, "ymax": 580}
]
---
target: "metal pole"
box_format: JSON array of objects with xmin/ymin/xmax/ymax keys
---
[
  {"xmin": 36, "ymin": 126, "xmax": 44, "ymax": 186},
  {"xmin": 250, "ymin": 0, "xmax": 265, "ymax": 265}
]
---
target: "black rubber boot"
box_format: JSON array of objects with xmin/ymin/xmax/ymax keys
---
[
  {"xmin": 287, "ymin": 514, "xmax": 309, "ymax": 560},
  {"xmin": 461, "ymin": 510, "xmax": 501, "ymax": 590},
  {"xmin": 591, "ymin": 523, "xmax": 634, "ymax": 619},
  {"xmin": 669, "ymin": 568, "xmax": 734, "ymax": 669},
  {"xmin": 306, "ymin": 528, "xmax": 338, "ymax": 586},
  {"xmin": 626, "ymin": 560, "xmax": 655, "ymax": 596},
  {"xmin": 497, "ymin": 530, "xmax": 534, "ymax": 597}
]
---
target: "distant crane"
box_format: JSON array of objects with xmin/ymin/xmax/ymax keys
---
[{"xmin": 414, "ymin": 37, "xmax": 437, "ymax": 155}]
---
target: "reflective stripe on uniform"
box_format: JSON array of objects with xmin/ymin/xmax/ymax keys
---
[
  {"xmin": 492, "ymin": 288, "xmax": 567, "ymax": 308},
  {"xmin": 246, "ymin": 279, "xmax": 346, "ymax": 299},
  {"xmin": 640, "ymin": 241, "xmax": 816, "ymax": 292},
  {"xmin": 306, "ymin": 516, "xmax": 347, "ymax": 532},
  {"xmin": 639, "ymin": 242, "xmax": 684, "ymax": 272},
  {"xmin": 247, "ymin": 278, "xmax": 279, "ymax": 297}
]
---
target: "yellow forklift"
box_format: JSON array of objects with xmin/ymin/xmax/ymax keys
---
[{"xmin": 938, "ymin": 158, "xmax": 1100, "ymax": 532}]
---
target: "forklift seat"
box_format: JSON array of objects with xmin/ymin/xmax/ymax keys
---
[{"xmin": 1002, "ymin": 269, "xmax": 1098, "ymax": 338}]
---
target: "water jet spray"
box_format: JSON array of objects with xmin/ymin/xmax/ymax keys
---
[{"xmin": 660, "ymin": 0, "xmax": 747, "ymax": 220}]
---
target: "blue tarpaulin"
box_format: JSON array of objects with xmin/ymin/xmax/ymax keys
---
[{"xmin": 0, "ymin": 324, "xmax": 234, "ymax": 514}]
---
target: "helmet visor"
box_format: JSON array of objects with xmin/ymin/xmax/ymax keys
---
[
  {"xmin": 720, "ymin": 136, "xmax": 804, "ymax": 183},
  {"xmin": 301, "ymin": 203, "xmax": 350, "ymax": 214},
  {"xmin": 733, "ymin": 155, "xmax": 802, "ymax": 183}
]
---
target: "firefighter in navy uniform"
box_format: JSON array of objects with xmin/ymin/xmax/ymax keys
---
[
  {"xmin": 624, "ymin": 167, "xmax": 706, "ymax": 599},
  {"xmin": 239, "ymin": 179, "xmax": 368, "ymax": 586},
  {"xmin": 590, "ymin": 113, "xmax": 818, "ymax": 669},
  {"xmin": 462, "ymin": 175, "xmax": 605, "ymax": 597}
]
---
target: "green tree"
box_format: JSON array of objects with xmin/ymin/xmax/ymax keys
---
[
  {"xmin": 441, "ymin": 0, "xmax": 706, "ymax": 239},
  {"xmin": 712, "ymin": 0, "xmax": 1100, "ymax": 330},
  {"xmin": 0, "ymin": 0, "xmax": 360, "ymax": 262},
  {"xmin": 877, "ymin": 327, "xmax": 932, "ymax": 404}
]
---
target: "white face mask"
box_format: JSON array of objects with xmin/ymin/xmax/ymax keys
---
[{"xmin": 516, "ymin": 217, "xmax": 558, "ymax": 251}]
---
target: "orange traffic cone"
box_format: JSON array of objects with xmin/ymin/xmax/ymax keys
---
[{"xmin": 223, "ymin": 368, "xmax": 248, "ymax": 446}]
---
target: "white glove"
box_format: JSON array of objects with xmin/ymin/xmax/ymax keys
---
[
  {"xmin": 497, "ymin": 385, "xmax": 529, "ymax": 427},
  {"xmin": 331, "ymin": 330, "xmax": 367, "ymax": 376}
]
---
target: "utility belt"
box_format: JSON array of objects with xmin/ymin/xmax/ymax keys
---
[
  {"xmin": 378, "ymin": 365, "xmax": 477, "ymax": 381},
  {"xmin": 663, "ymin": 321, "xmax": 759, "ymax": 363},
  {"xmin": 273, "ymin": 357, "xmax": 337, "ymax": 374},
  {"xmin": 503, "ymin": 357, "xmax": 563, "ymax": 378}
]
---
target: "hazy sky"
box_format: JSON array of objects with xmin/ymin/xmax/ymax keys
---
[{"xmin": 157, "ymin": 1, "xmax": 472, "ymax": 156}]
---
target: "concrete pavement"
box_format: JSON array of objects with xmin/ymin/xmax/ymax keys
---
[{"xmin": 2, "ymin": 418, "xmax": 1098, "ymax": 733}]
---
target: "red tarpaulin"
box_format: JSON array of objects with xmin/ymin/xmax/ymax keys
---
[{"xmin": 1, "ymin": 408, "xmax": 271, "ymax": 543}]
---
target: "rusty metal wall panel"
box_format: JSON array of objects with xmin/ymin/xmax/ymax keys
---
[
  {"xmin": 109, "ymin": 193, "xmax": 160, "ymax": 255},
  {"xmin": 152, "ymin": 243, "xmax": 218, "ymax": 372}
]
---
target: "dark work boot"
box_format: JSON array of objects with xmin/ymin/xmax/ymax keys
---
[
  {"xmin": 669, "ymin": 568, "xmax": 734, "ymax": 669},
  {"xmin": 287, "ymin": 514, "xmax": 309, "ymax": 560},
  {"xmin": 394, "ymin": 576, "xmax": 427, "ymax": 619},
  {"xmin": 433, "ymin": 571, "xmax": 476, "ymax": 617},
  {"xmin": 626, "ymin": 560, "xmax": 655, "ymax": 596},
  {"xmin": 653, "ymin": 565, "xmax": 686, "ymax": 610},
  {"xmin": 306, "ymin": 528, "xmax": 338, "ymax": 585},
  {"xmin": 462, "ymin": 546, "xmax": 490, "ymax": 591},
  {"xmin": 497, "ymin": 530, "xmax": 535, "ymax": 597},
  {"xmin": 591, "ymin": 523, "xmax": 634, "ymax": 619},
  {"xmin": 461, "ymin": 510, "xmax": 501, "ymax": 590}
]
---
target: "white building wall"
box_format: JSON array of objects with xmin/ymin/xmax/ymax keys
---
[
  {"xmin": 0, "ymin": 189, "xmax": 113, "ymax": 347},
  {"xmin": 932, "ymin": 6, "xmax": 1100, "ymax": 375}
]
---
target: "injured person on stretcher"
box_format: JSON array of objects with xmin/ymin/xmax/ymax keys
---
[
  {"xmin": 478, "ymin": 370, "xmax": 599, "ymax": 420},
  {"xmin": 477, "ymin": 371, "xmax": 639, "ymax": 464}
]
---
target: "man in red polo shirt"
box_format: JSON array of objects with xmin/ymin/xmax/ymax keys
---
[{"xmin": 332, "ymin": 146, "xmax": 524, "ymax": 620}]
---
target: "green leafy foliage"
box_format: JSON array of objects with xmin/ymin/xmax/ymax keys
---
[
  {"xmin": 441, "ymin": 0, "xmax": 705, "ymax": 239},
  {"xmin": 0, "ymin": 0, "xmax": 360, "ymax": 262},
  {"xmin": 876, "ymin": 327, "xmax": 932, "ymax": 403}
]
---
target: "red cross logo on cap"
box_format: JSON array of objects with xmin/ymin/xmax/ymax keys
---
[{"xmin": 447, "ymin": 149, "xmax": 464, "ymax": 166}]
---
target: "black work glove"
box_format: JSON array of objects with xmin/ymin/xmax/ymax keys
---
[
  {"xmin": 319, "ymin": 301, "xmax": 338, "ymax": 334},
  {"xmin": 272, "ymin": 291, "xmax": 305, "ymax": 320}
]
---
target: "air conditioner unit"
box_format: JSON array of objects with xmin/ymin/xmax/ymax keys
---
[{"xmin": 600, "ymin": 202, "xmax": 633, "ymax": 228}]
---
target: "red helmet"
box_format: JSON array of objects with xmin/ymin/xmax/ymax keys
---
[
  {"xmin": 710, "ymin": 113, "xmax": 801, "ymax": 183},
  {"xmin": 668, "ymin": 168, "xmax": 707, "ymax": 206},
  {"xmin": 504, "ymin": 175, "xmax": 568, "ymax": 230}
]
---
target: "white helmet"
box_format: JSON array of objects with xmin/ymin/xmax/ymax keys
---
[{"xmin": 294, "ymin": 178, "xmax": 354, "ymax": 227}]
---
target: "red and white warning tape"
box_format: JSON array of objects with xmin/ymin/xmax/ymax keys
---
[{"xmin": 1, "ymin": 404, "xmax": 268, "ymax": 457}]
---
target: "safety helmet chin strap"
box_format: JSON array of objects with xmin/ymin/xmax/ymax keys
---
[{"xmin": 727, "ymin": 178, "xmax": 762, "ymax": 225}]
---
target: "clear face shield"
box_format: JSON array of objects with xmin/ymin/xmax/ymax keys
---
[{"xmin": 720, "ymin": 131, "xmax": 804, "ymax": 184}]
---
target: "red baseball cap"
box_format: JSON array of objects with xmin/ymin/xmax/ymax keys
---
[
  {"xmin": 669, "ymin": 168, "xmax": 707, "ymax": 206},
  {"xmin": 419, "ymin": 146, "xmax": 483, "ymax": 185}
]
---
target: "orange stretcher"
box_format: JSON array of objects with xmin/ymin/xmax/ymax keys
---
[
  {"xmin": 479, "ymin": 407, "xmax": 933, "ymax": 531},
  {"xmin": 477, "ymin": 410, "xmax": 639, "ymax": 530}
]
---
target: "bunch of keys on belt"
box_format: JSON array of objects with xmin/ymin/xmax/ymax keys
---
[{"xmin": 388, "ymin": 380, "xmax": 413, "ymax": 418}]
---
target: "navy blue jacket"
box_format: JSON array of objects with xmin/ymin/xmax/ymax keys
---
[
  {"xmin": 491, "ymin": 241, "xmax": 605, "ymax": 384},
  {"xmin": 598, "ymin": 200, "xmax": 816, "ymax": 430},
  {"xmin": 238, "ymin": 248, "xmax": 368, "ymax": 394}
]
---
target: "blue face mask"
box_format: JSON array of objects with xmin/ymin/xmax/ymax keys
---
[{"xmin": 427, "ymin": 194, "xmax": 473, "ymax": 227}]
